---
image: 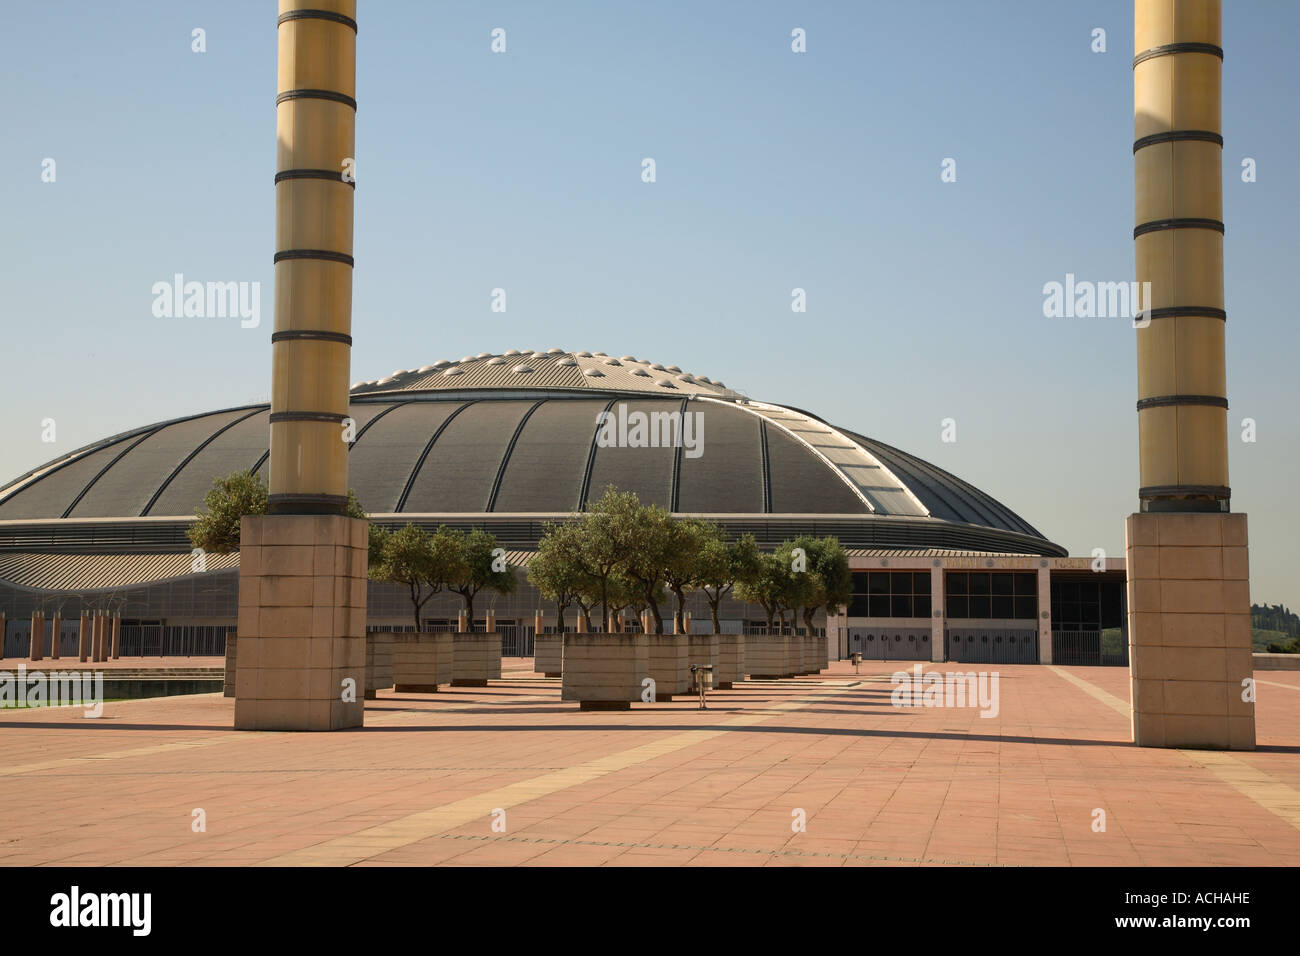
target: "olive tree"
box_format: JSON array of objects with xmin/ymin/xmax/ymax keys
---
[
  {"xmin": 368, "ymin": 524, "xmax": 465, "ymax": 631},
  {"xmin": 447, "ymin": 528, "xmax": 515, "ymax": 630},
  {"xmin": 696, "ymin": 529, "xmax": 761, "ymax": 634},
  {"xmin": 189, "ymin": 470, "xmax": 366, "ymax": 555}
]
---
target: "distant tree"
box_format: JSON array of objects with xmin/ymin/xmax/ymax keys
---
[
  {"xmin": 580, "ymin": 486, "xmax": 640, "ymax": 631},
  {"xmin": 617, "ymin": 502, "xmax": 674, "ymax": 634},
  {"xmin": 773, "ymin": 541, "xmax": 815, "ymax": 632},
  {"xmin": 529, "ymin": 522, "xmax": 591, "ymax": 632},
  {"xmin": 661, "ymin": 518, "xmax": 712, "ymax": 635},
  {"xmin": 736, "ymin": 550, "xmax": 797, "ymax": 635},
  {"xmin": 696, "ymin": 529, "xmax": 761, "ymax": 634},
  {"xmin": 188, "ymin": 471, "xmax": 269, "ymax": 554},
  {"xmin": 791, "ymin": 535, "xmax": 853, "ymax": 633},
  {"xmin": 369, "ymin": 524, "xmax": 465, "ymax": 630},
  {"xmin": 189, "ymin": 471, "xmax": 367, "ymax": 555},
  {"xmin": 447, "ymin": 528, "xmax": 515, "ymax": 630}
]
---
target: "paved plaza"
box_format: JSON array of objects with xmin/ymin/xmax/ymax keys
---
[{"xmin": 1, "ymin": 661, "xmax": 1298, "ymax": 867}]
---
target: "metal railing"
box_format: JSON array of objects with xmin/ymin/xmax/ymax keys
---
[
  {"xmin": 947, "ymin": 627, "xmax": 1039, "ymax": 664},
  {"xmin": 117, "ymin": 625, "xmax": 233, "ymax": 658},
  {"xmin": 1052, "ymin": 629, "xmax": 1128, "ymax": 666}
]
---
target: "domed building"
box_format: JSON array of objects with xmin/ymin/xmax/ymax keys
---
[{"xmin": 0, "ymin": 349, "xmax": 1121, "ymax": 665}]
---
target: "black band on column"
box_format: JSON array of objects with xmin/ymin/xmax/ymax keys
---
[
  {"xmin": 1139, "ymin": 484, "xmax": 1231, "ymax": 500},
  {"xmin": 1133, "ymin": 217, "xmax": 1224, "ymax": 239},
  {"xmin": 277, "ymin": 9, "xmax": 358, "ymax": 32},
  {"xmin": 1136, "ymin": 395, "xmax": 1229, "ymax": 411},
  {"xmin": 268, "ymin": 493, "xmax": 351, "ymax": 516},
  {"xmin": 271, "ymin": 330, "xmax": 353, "ymax": 345},
  {"xmin": 276, "ymin": 89, "xmax": 357, "ymax": 110},
  {"xmin": 1133, "ymin": 42, "xmax": 1223, "ymax": 68},
  {"xmin": 1142, "ymin": 306, "xmax": 1227, "ymax": 321},
  {"xmin": 269, "ymin": 411, "xmax": 349, "ymax": 424},
  {"xmin": 1133, "ymin": 130, "xmax": 1223, "ymax": 152},
  {"xmin": 273, "ymin": 249, "xmax": 355, "ymax": 266},
  {"xmin": 275, "ymin": 169, "xmax": 356, "ymax": 189}
]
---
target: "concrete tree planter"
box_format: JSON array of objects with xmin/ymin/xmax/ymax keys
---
[
  {"xmin": 798, "ymin": 634, "xmax": 814, "ymax": 675},
  {"xmin": 223, "ymin": 632, "xmax": 238, "ymax": 698},
  {"xmin": 715, "ymin": 633, "xmax": 746, "ymax": 689},
  {"xmin": 746, "ymin": 634, "xmax": 788, "ymax": 679},
  {"xmin": 782, "ymin": 634, "xmax": 799, "ymax": 677},
  {"xmin": 535, "ymin": 632, "xmax": 563, "ymax": 677},
  {"xmin": 451, "ymin": 631, "xmax": 502, "ymax": 686},
  {"xmin": 687, "ymin": 634, "xmax": 719, "ymax": 688},
  {"xmin": 391, "ymin": 632, "xmax": 452, "ymax": 693},
  {"xmin": 365, "ymin": 631, "xmax": 394, "ymax": 699},
  {"xmin": 645, "ymin": 633, "xmax": 689, "ymax": 701},
  {"xmin": 561, "ymin": 633, "xmax": 648, "ymax": 710}
]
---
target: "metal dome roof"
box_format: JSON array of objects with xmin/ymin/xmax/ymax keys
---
[{"xmin": 0, "ymin": 351, "xmax": 1060, "ymax": 555}]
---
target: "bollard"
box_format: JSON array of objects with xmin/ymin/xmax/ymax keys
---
[
  {"xmin": 29, "ymin": 611, "xmax": 45, "ymax": 662},
  {"xmin": 691, "ymin": 663, "xmax": 713, "ymax": 710}
]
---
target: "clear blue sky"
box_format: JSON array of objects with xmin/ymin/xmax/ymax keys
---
[{"xmin": 1, "ymin": 1, "xmax": 1297, "ymax": 609}]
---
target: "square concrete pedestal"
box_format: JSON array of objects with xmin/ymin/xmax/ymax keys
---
[
  {"xmin": 365, "ymin": 631, "xmax": 394, "ymax": 699},
  {"xmin": 391, "ymin": 632, "xmax": 453, "ymax": 692},
  {"xmin": 451, "ymin": 632, "xmax": 503, "ymax": 686},
  {"xmin": 715, "ymin": 632, "xmax": 746, "ymax": 688},
  {"xmin": 234, "ymin": 514, "xmax": 369, "ymax": 731},
  {"xmin": 561, "ymin": 633, "xmax": 648, "ymax": 710},
  {"xmin": 1127, "ymin": 512, "xmax": 1255, "ymax": 750},
  {"xmin": 534, "ymin": 632, "xmax": 563, "ymax": 677},
  {"xmin": 645, "ymin": 633, "xmax": 689, "ymax": 700}
]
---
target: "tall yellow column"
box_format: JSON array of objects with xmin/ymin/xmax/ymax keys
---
[
  {"xmin": 235, "ymin": 2, "xmax": 367, "ymax": 732},
  {"xmin": 1128, "ymin": 0, "xmax": 1253, "ymax": 749},
  {"xmin": 269, "ymin": 0, "xmax": 357, "ymax": 514}
]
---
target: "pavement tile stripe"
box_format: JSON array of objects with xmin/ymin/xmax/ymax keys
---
[
  {"xmin": 257, "ymin": 683, "xmax": 857, "ymax": 866},
  {"xmin": 431, "ymin": 832, "xmax": 1002, "ymax": 866},
  {"xmin": 0, "ymin": 736, "xmax": 234, "ymax": 778},
  {"xmin": 1046, "ymin": 663, "xmax": 1300, "ymax": 834},
  {"xmin": 1045, "ymin": 664, "xmax": 1129, "ymax": 716},
  {"xmin": 1256, "ymin": 679, "xmax": 1300, "ymax": 693},
  {"xmin": 1181, "ymin": 751, "xmax": 1300, "ymax": 831},
  {"xmin": 0, "ymin": 693, "xmax": 555, "ymax": 778}
]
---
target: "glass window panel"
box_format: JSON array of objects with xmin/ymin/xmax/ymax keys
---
[
  {"xmin": 915, "ymin": 596, "xmax": 931, "ymax": 618},
  {"xmin": 869, "ymin": 595, "xmax": 890, "ymax": 617},
  {"xmin": 947, "ymin": 596, "xmax": 968, "ymax": 618},
  {"xmin": 868, "ymin": 573, "xmax": 890, "ymax": 595},
  {"xmin": 969, "ymin": 596, "xmax": 991, "ymax": 618},
  {"xmin": 992, "ymin": 572, "xmax": 1014, "ymax": 596},
  {"xmin": 1015, "ymin": 573, "xmax": 1038, "ymax": 596},
  {"xmin": 1014, "ymin": 596, "xmax": 1037, "ymax": 619},
  {"xmin": 892, "ymin": 572, "xmax": 912, "ymax": 596},
  {"xmin": 970, "ymin": 573, "xmax": 991, "ymax": 596},
  {"xmin": 891, "ymin": 595, "xmax": 912, "ymax": 617},
  {"xmin": 913, "ymin": 571, "xmax": 930, "ymax": 595},
  {"xmin": 947, "ymin": 573, "xmax": 967, "ymax": 595},
  {"xmin": 991, "ymin": 596, "xmax": 1014, "ymax": 618}
]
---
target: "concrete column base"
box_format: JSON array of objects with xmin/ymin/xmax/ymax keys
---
[
  {"xmin": 233, "ymin": 514, "xmax": 368, "ymax": 731},
  {"xmin": 223, "ymin": 633, "xmax": 238, "ymax": 698},
  {"xmin": 1126, "ymin": 512, "xmax": 1255, "ymax": 750}
]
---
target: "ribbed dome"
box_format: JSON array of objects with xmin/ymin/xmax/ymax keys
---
[{"xmin": 0, "ymin": 351, "xmax": 1054, "ymax": 554}]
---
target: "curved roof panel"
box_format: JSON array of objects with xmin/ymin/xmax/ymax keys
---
[{"xmin": 0, "ymin": 352, "xmax": 1054, "ymax": 550}]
